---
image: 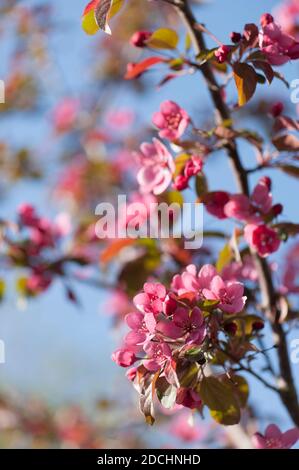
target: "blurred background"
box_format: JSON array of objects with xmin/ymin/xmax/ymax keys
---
[{"xmin": 0, "ymin": 0, "xmax": 298, "ymax": 448}]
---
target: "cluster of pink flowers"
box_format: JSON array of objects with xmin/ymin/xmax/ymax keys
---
[
  {"xmin": 112, "ymin": 264, "xmax": 247, "ymax": 413},
  {"xmin": 204, "ymin": 177, "xmax": 282, "ymax": 257},
  {"xmin": 136, "ymin": 101, "xmax": 202, "ymax": 194},
  {"xmin": 14, "ymin": 204, "xmax": 71, "ymax": 294},
  {"xmin": 259, "ymin": 13, "xmax": 299, "ymax": 65},
  {"xmin": 172, "ymin": 264, "xmax": 246, "ymax": 314},
  {"xmin": 52, "ymin": 98, "xmax": 79, "ymax": 134}
]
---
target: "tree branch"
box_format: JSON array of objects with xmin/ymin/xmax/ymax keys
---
[{"xmin": 168, "ymin": 0, "xmax": 299, "ymax": 425}]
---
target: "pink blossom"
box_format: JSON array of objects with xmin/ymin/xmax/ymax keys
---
[
  {"xmin": 251, "ymin": 178, "xmax": 273, "ymax": 214},
  {"xmin": 143, "ymin": 342, "xmax": 172, "ymax": 372},
  {"xmin": 106, "ymin": 109, "xmax": 134, "ymax": 129},
  {"xmin": 274, "ymin": 0, "xmax": 299, "ymax": 37},
  {"xmin": 173, "ymin": 174, "xmax": 189, "ymax": 191},
  {"xmin": 117, "ymin": 192, "xmax": 157, "ymax": 233},
  {"xmin": 224, "ymin": 178, "xmax": 273, "ymax": 222},
  {"xmin": 152, "ymin": 101, "xmax": 190, "ymax": 141},
  {"xmin": 52, "ymin": 98, "xmax": 79, "ymax": 133},
  {"xmin": 270, "ymin": 101, "xmax": 284, "ymax": 117},
  {"xmin": 171, "ymin": 264, "xmax": 217, "ymax": 297},
  {"xmin": 214, "ymin": 45, "xmax": 231, "ymax": 63},
  {"xmin": 221, "ymin": 255, "xmax": 258, "ymax": 283},
  {"xmin": 244, "ymin": 224, "xmax": 281, "ymax": 257},
  {"xmin": 104, "ymin": 289, "xmax": 133, "ymax": 318},
  {"xmin": 176, "ymin": 388, "xmax": 202, "ymax": 410},
  {"xmin": 136, "ymin": 138, "xmax": 175, "ymax": 195},
  {"xmin": 281, "ymin": 243, "xmax": 299, "ymax": 293},
  {"xmin": 124, "ymin": 311, "xmax": 156, "ymax": 349},
  {"xmin": 224, "ymin": 194, "xmax": 254, "ymax": 221},
  {"xmin": 111, "ymin": 348, "xmax": 136, "ymax": 368},
  {"xmin": 157, "ymin": 306, "xmax": 206, "ymax": 344},
  {"xmin": 184, "ymin": 155, "xmax": 203, "ymax": 178},
  {"xmin": 252, "ymin": 424, "xmax": 299, "ymax": 449},
  {"xmin": 130, "ymin": 30, "xmax": 152, "ymax": 48},
  {"xmin": 26, "ymin": 272, "xmax": 52, "ymax": 294},
  {"xmin": 259, "ymin": 13, "xmax": 299, "ymax": 65},
  {"xmin": 18, "ymin": 203, "xmax": 39, "ymax": 227},
  {"xmin": 204, "ymin": 191, "xmax": 230, "ymax": 219},
  {"xmin": 203, "ymin": 275, "xmax": 246, "ymax": 314},
  {"xmin": 170, "ymin": 413, "xmax": 204, "ymax": 442},
  {"xmin": 133, "ymin": 282, "xmax": 166, "ymax": 315},
  {"xmin": 126, "ymin": 367, "xmax": 138, "ymax": 382}
]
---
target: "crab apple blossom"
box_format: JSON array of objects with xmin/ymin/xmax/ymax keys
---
[
  {"xmin": 136, "ymin": 138, "xmax": 175, "ymax": 195},
  {"xmin": 143, "ymin": 341, "xmax": 172, "ymax": 372},
  {"xmin": 252, "ymin": 424, "xmax": 299, "ymax": 449},
  {"xmin": 152, "ymin": 100, "xmax": 190, "ymax": 141},
  {"xmin": 111, "ymin": 348, "xmax": 136, "ymax": 368},
  {"xmin": 125, "ymin": 311, "xmax": 156, "ymax": 348},
  {"xmin": 171, "ymin": 264, "xmax": 217, "ymax": 297},
  {"xmin": 170, "ymin": 413, "xmax": 204, "ymax": 442},
  {"xmin": 244, "ymin": 224, "xmax": 281, "ymax": 257},
  {"xmin": 157, "ymin": 306, "xmax": 206, "ymax": 343},
  {"xmin": 270, "ymin": 101, "xmax": 284, "ymax": 117},
  {"xmin": 214, "ymin": 45, "xmax": 231, "ymax": 63},
  {"xmin": 173, "ymin": 174, "xmax": 189, "ymax": 191},
  {"xmin": 133, "ymin": 282, "xmax": 167, "ymax": 315},
  {"xmin": 203, "ymin": 276, "xmax": 246, "ymax": 314},
  {"xmin": 52, "ymin": 98, "xmax": 79, "ymax": 133},
  {"xmin": 259, "ymin": 13, "xmax": 299, "ymax": 65},
  {"xmin": 183, "ymin": 155, "xmax": 203, "ymax": 178},
  {"xmin": 130, "ymin": 30, "xmax": 152, "ymax": 48},
  {"xmin": 204, "ymin": 191, "xmax": 230, "ymax": 219}
]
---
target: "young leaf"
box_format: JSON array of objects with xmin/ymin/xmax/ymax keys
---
[
  {"xmin": 124, "ymin": 57, "xmax": 166, "ymax": 80},
  {"xmin": 100, "ymin": 239, "xmax": 135, "ymax": 264},
  {"xmin": 216, "ymin": 243, "xmax": 233, "ymax": 273},
  {"xmin": 146, "ymin": 28, "xmax": 179, "ymax": 50},
  {"xmin": 195, "ymin": 173, "xmax": 208, "ymax": 198},
  {"xmin": 198, "ymin": 376, "xmax": 241, "ymax": 425},
  {"xmin": 233, "ymin": 63, "xmax": 258, "ymax": 106},
  {"xmin": 82, "ymin": 0, "xmax": 123, "ymax": 36}
]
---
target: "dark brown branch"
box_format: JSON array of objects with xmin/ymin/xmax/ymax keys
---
[{"xmin": 168, "ymin": 0, "xmax": 299, "ymax": 425}]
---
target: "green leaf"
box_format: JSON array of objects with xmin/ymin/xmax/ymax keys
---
[
  {"xmin": 233, "ymin": 63, "xmax": 258, "ymax": 106},
  {"xmin": 251, "ymin": 60, "xmax": 274, "ymax": 84},
  {"xmin": 0, "ymin": 278, "xmax": 5, "ymax": 301},
  {"xmin": 195, "ymin": 173, "xmax": 208, "ymax": 198},
  {"xmin": 196, "ymin": 48, "xmax": 218, "ymax": 64},
  {"xmin": 198, "ymin": 376, "xmax": 241, "ymax": 425},
  {"xmin": 210, "ymin": 405, "xmax": 240, "ymax": 425},
  {"xmin": 146, "ymin": 28, "xmax": 179, "ymax": 50}
]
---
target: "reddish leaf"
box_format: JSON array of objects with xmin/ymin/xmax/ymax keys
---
[
  {"xmin": 124, "ymin": 57, "xmax": 166, "ymax": 80},
  {"xmin": 100, "ymin": 238, "xmax": 135, "ymax": 264}
]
